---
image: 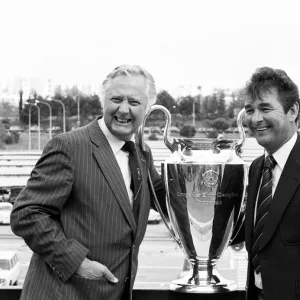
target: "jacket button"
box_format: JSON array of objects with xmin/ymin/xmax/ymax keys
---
[{"xmin": 124, "ymin": 277, "xmax": 129, "ymax": 283}]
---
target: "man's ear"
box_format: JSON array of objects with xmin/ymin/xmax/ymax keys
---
[{"xmin": 289, "ymin": 102, "xmax": 299, "ymax": 122}]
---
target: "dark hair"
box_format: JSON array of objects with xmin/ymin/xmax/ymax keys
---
[{"xmin": 244, "ymin": 67, "xmax": 300, "ymax": 121}]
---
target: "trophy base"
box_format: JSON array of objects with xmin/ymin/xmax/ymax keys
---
[{"xmin": 170, "ymin": 269, "xmax": 237, "ymax": 293}]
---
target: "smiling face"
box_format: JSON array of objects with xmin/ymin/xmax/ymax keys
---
[
  {"xmin": 244, "ymin": 88, "xmax": 298, "ymax": 154},
  {"xmin": 103, "ymin": 74, "xmax": 148, "ymax": 141}
]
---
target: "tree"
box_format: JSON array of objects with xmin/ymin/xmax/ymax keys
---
[
  {"xmin": 80, "ymin": 94, "xmax": 102, "ymax": 125},
  {"xmin": 202, "ymin": 94, "xmax": 219, "ymax": 118},
  {"xmin": 211, "ymin": 118, "xmax": 230, "ymax": 132},
  {"xmin": 19, "ymin": 89, "xmax": 23, "ymax": 120},
  {"xmin": 180, "ymin": 124, "xmax": 196, "ymax": 137},
  {"xmin": 227, "ymin": 90, "xmax": 245, "ymax": 119},
  {"xmin": 0, "ymin": 122, "xmax": 6, "ymax": 149},
  {"xmin": 0, "ymin": 100, "xmax": 18, "ymax": 118},
  {"xmin": 217, "ymin": 91, "xmax": 226, "ymax": 117},
  {"xmin": 178, "ymin": 96, "xmax": 199, "ymax": 116},
  {"xmin": 156, "ymin": 90, "xmax": 176, "ymax": 110}
]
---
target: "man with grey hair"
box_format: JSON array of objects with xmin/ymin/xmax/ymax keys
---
[{"xmin": 11, "ymin": 64, "xmax": 166, "ymax": 300}]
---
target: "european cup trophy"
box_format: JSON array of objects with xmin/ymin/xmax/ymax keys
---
[{"xmin": 139, "ymin": 105, "xmax": 247, "ymax": 293}]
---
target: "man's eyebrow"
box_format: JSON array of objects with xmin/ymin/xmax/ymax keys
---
[
  {"xmin": 258, "ymin": 102, "xmax": 272, "ymax": 108},
  {"xmin": 245, "ymin": 102, "xmax": 272, "ymax": 109},
  {"xmin": 109, "ymin": 95, "xmax": 140, "ymax": 101}
]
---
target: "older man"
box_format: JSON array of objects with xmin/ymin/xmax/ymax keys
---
[
  {"xmin": 10, "ymin": 65, "xmax": 166, "ymax": 300},
  {"xmin": 243, "ymin": 67, "xmax": 300, "ymax": 300}
]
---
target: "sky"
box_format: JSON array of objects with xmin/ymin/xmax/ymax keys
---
[{"xmin": 1, "ymin": 0, "xmax": 300, "ymax": 96}]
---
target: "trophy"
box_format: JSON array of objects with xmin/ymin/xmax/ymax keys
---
[{"xmin": 138, "ymin": 105, "xmax": 247, "ymax": 293}]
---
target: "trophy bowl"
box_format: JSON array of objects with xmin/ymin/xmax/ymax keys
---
[{"xmin": 139, "ymin": 105, "xmax": 247, "ymax": 293}]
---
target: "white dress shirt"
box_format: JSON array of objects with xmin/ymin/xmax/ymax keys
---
[
  {"xmin": 254, "ymin": 132, "xmax": 297, "ymax": 289},
  {"xmin": 98, "ymin": 118, "xmax": 134, "ymax": 206}
]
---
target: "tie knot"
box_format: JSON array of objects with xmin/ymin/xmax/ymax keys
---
[
  {"xmin": 122, "ymin": 141, "xmax": 136, "ymax": 154},
  {"xmin": 264, "ymin": 155, "xmax": 276, "ymax": 169}
]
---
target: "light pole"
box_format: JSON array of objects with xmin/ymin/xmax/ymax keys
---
[
  {"xmin": 36, "ymin": 100, "xmax": 52, "ymax": 140},
  {"xmin": 26, "ymin": 102, "xmax": 40, "ymax": 151},
  {"xmin": 28, "ymin": 104, "xmax": 32, "ymax": 151},
  {"xmin": 35, "ymin": 104, "xmax": 41, "ymax": 150},
  {"xmin": 192, "ymin": 98, "xmax": 195, "ymax": 127},
  {"xmin": 171, "ymin": 105, "xmax": 177, "ymax": 126},
  {"xmin": 49, "ymin": 98, "xmax": 66, "ymax": 133},
  {"xmin": 77, "ymin": 95, "xmax": 80, "ymax": 128}
]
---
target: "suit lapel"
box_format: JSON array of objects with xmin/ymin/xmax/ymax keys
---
[
  {"xmin": 134, "ymin": 138, "xmax": 150, "ymax": 234},
  {"xmin": 245, "ymin": 155, "xmax": 264, "ymax": 253},
  {"xmin": 259, "ymin": 136, "xmax": 300, "ymax": 251},
  {"xmin": 87, "ymin": 118, "xmax": 136, "ymax": 233}
]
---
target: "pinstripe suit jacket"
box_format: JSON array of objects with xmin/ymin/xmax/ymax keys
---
[{"xmin": 10, "ymin": 117, "xmax": 165, "ymax": 300}]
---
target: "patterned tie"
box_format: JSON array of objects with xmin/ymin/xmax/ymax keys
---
[
  {"xmin": 252, "ymin": 155, "xmax": 277, "ymax": 274},
  {"xmin": 122, "ymin": 141, "xmax": 142, "ymax": 223}
]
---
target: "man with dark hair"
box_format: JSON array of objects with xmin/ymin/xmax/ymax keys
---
[
  {"xmin": 242, "ymin": 67, "xmax": 300, "ymax": 300},
  {"xmin": 10, "ymin": 65, "xmax": 166, "ymax": 300}
]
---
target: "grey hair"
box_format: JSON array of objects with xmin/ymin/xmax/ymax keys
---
[{"xmin": 100, "ymin": 65, "xmax": 157, "ymax": 111}]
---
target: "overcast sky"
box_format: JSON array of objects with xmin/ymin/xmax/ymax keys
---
[{"xmin": 1, "ymin": 0, "xmax": 300, "ymax": 95}]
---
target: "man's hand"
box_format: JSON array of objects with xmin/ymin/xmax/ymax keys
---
[{"xmin": 75, "ymin": 258, "xmax": 118, "ymax": 283}]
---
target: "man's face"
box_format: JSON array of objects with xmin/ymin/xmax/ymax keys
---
[
  {"xmin": 244, "ymin": 88, "xmax": 297, "ymax": 154},
  {"xmin": 103, "ymin": 74, "xmax": 148, "ymax": 141}
]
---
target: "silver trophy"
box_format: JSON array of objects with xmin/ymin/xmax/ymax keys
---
[{"xmin": 139, "ymin": 105, "xmax": 247, "ymax": 293}]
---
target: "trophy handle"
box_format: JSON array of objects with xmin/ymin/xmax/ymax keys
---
[
  {"xmin": 229, "ymin": 108, "xmax": 247, "ymax": 241},
  {"xmin": 138, "ymin": 104, "xmax": 176, "ymax": 153},
  {"xmin": 235, "ymin": 108, "xmax": 246, "ymax": 156},
  {"xmin": 139, "ymin": 105, "xmax": 181, "ymax": 244},
  {"xmin": 148, "ymin": 171, "xmax": 182, "ymax": 246},
  {"xmin": 230, "ymin": 164, "xmax": 248, "ymax": 243}
]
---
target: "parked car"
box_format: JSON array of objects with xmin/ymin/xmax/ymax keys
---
[
  {"xmin": 0, "ymin": 202, "xmax": 13, "ymax": 224},
  {"xmin": 148, "ymin": 209, "xmax": 162, "ymax": 224},
  {"xmin": 46, "ymin": 126, "xmax": 61, "ymax": 133},
  {"xmin": 0, "ymin": 251, "xmax": 20, "ymax": 286},
  {"xmin": 30, "ymin": 125, "xmax": 40, "ymax": 132},
  {"xmin": 0, "ymin": 189, "xmax": 9, "ymax": 202},
  {"xmin": 230, "ymin": 242, "xmax": 245, "ymax": 252},
  {"xmin": 9, "ymin": 126, "xmax": 23, "ymax": 133},
  {"xmin": 150, "ymin": 126, "xmax": 161, "ymax": 134},
  {"xmin": 9, "ymin": 186, "xmax": 24, "ymax": 205},
  {"xmin": 143, "ymin": 127, "xmax": 150, "ymax": 134},
  {"xmin": 169, "ymin": 126, "xmax": 180, "ymax": 133}
]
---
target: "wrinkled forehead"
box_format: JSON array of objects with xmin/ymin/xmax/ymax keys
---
[{"xmin": 245, "ymin": 86, "xmax": 279, "ymax": 103}]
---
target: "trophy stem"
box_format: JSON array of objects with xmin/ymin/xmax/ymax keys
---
[{"xmin": 170, "ymin": 259, "xmax": 237, "ymax": 293}]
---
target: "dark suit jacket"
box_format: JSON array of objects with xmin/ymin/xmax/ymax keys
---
[
  {"xmin": 245, "ymin": 133, "xmax": 300, "ymax": 300},
  {"xmin": 10, "ymin": 117, "xmax": 165, "ymax": 300}
]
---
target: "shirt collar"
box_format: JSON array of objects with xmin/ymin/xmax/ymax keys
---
[
  {"xmin": 266, "ymin": 132, "xmax": 297, "ymax": 170},
  {"xmin": 98, "ymin": 118, "xmax": 135, "ymax": 154}
]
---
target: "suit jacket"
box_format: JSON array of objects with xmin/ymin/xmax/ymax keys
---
[
  {"xmin": 245, "ymin": 133, "xmax": 300, "ymax": 300},
  {"xmin": 10, "ymin": 117, "xmax": 165, "ymax": 300}
]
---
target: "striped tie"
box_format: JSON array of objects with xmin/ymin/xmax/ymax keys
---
[
  {"xmin": 122, "ymin": 141, "xmax": 142, "ymax": 223},
  {"xmin": 252, "ymin": 155, "xmax": 276, "ymax": 274}
]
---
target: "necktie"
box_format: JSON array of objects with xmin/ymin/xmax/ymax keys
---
[
  {"xmin": 252, "ymin": 155, "xmax": 276, "ymax": 274},
  {"xmin": 121, "ymin": 141, "xmax": 142, "ymax": 223}
]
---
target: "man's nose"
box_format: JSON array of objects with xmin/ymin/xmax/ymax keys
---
[
  {"xmin": 252, "ymin": 110, "xmax": 263, "ymax": 124},
  {"xmin": 118, "ymin": 100, "xmax": 130, "ymax": 113}
]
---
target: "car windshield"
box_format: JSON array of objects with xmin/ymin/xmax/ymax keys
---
[{"xmin": 0, "ymin": 260, "xmax": 9, "ymax": 270}]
